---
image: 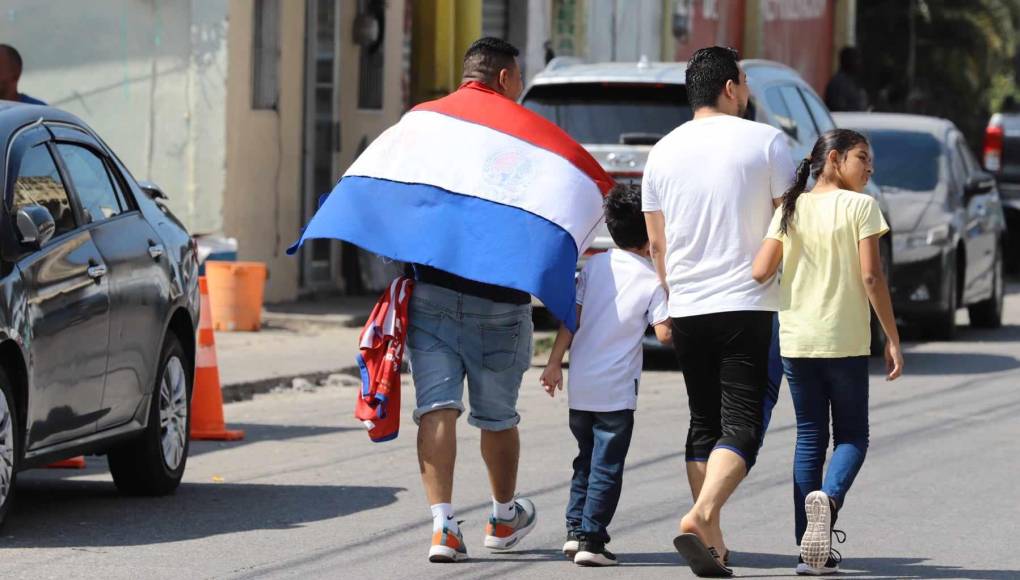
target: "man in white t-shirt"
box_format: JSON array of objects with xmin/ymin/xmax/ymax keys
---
[
  {"xmin": 541, "ymin": 185, "xmax": 671, "ymax": 567},
  {"xmin": 642, "ymin": 46, "xmax": 796, "ymax": 577}
]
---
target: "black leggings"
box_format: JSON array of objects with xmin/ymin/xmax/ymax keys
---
[{"xmin": 671, "ymin": 311, "xmax": 773, "ymax": 469}]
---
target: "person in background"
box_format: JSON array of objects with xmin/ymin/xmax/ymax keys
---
[
  {"xmin": 752, "ymin": 129, "xmax": 903, "ymax": 576},
  {"xmin": 0, "ymin": 45, "xmax": 46, "ymax": 105},
  {"xmin": 825, "ymin": 46, "xmax": 868, "ymax": 112}
]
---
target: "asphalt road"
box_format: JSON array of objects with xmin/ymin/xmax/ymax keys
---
[{"xmin": 2, "ymin": 291, "xmax": 1019, "ymax": 579}]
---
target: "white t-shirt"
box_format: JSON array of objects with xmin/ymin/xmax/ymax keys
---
[
  {"xmin": 567, "ymin": 250, "xmax": 669, "ymax": 412},
  {"xmin": 641, "ymin": 115, "xmax": 796, "ymax": 317}
]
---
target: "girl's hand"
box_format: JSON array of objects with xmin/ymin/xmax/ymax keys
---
[
  {"xmin": 885, "ymin": 340, "xmax": 903, "ymax": 381},
  {"xmin": 540, "ymin": 364, "xmax": 563, "ymax": 397}
]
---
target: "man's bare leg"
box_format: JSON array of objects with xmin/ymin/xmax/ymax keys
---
[
  {"xmin": 481, "ymin": 426, "xmax": 519, "ymax": 503},
  {"xmin": 687, "ymin": 460, "xmax": 708, "ymax": 500},
  {"xmin": 680, "ymin": 448, "xmax": 746, "ymax": 562},
  {"xmin": 418, "ymin": 409, "xmax": 459, "ymax": 504}
]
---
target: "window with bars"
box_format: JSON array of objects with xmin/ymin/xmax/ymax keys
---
[{"xmin": 252, "ymin": 0, "xmax": 281, "ymax": 110}]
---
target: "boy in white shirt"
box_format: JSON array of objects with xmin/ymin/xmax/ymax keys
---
[{"xmin": 541, "ymin": 184, "xmax": 672, "ymax": 567}]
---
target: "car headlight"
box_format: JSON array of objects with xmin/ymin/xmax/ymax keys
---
[{"xmin": 893, "ymin": 224, "xmax": 951, "ymax": 252}]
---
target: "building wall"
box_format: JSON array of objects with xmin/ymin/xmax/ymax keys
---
[
  {"xmin": 223, "ymin": 0, "xmax": 305, "ymax": 302},
  {"xmin": 338, "ymin": 0, "xmax": 411, "ymax": 291},
  {"xmin": 0, "ymin": 0, "xmax": 229, "ymax": 235},
  {"xmin": 586, "ymin": 0, "xmax": 663, "ymax": 62}
]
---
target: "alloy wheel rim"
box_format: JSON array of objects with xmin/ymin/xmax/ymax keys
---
[
  {"xmin": 159, "ymin": 357, "xmax": 188, "ymax": 470},
  {"xmin": 0, "ymin": 392, "xmax": 13, "ymax": 508}
]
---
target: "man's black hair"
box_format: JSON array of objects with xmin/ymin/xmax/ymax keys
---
[
  {"xmin": 604, "ymin": 183, "xmax": 648, "ymax": 250},
  {"xmin": 0, "ymin": 45, "xmax": 23, "ymax": 75},
  {"xmin": 685, "ymin": 46, "xmax": 741, "ymax": 111},
  {"xmin": 463, "ymin": 37, "xmax": 519, "ymax": 85}
]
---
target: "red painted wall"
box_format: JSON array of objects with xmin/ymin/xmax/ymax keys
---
[{"xmin": 673, "ymin": 0, "xmax": 746, "ymax": 61}]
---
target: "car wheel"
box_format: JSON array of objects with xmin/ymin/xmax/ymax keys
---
[
  {"xmin": 969, "ymin": 250, "xmax": 1004, "ymax": 328},
  {"xmin": 925, "ymin": 265, "xmax": 958, "ymax": 341},
  {"xmin": 0, "ymin": 368, "xmax": 19, "ymax": 528},
  {"xmin": 108, "ymin": 333, "xmax": 191, "ymax": 496}
]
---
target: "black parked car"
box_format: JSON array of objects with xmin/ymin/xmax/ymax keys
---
[
  {"xmin": 834, "ymin": 113, "xmax": 1006, "ymax": 339},
  {"xmin": 0, "ymin": 102, "xmax": 200, "ymax": 526}
]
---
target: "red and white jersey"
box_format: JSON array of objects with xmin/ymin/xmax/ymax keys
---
[{"xmin": 355, "ymin": 277, "xmax": 413, "ymax": 442}]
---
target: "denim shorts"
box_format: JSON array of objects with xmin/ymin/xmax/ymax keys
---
[{"xmin": 406, "ymin": 282, "xmax": 533, "ymax": 431}]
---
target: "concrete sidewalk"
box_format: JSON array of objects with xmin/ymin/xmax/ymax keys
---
[
  {"xmin": 213, "ymin": 295, "xmax": 559, "ymax": 402},
  {"xmin": 214, "ymin": 296, "xmax": 376, "ymax": 401}
]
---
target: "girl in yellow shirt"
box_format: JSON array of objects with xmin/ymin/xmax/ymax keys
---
[{"xmin": 752, "ymin": 129, "xmax": 903, "ymax": 576}]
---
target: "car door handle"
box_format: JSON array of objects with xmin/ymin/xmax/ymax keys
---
[
  {"xmin": 148, "ymin": 243, "xmax": 165, "ymax": 260},
  {"xmin": 87, "ymin": 264, "xmax": 107, "ymax": 279}
]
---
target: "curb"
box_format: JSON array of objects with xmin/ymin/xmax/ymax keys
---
[{"xmin": 221, "ymin": 366, "xmax": 362, "ymax": 403}]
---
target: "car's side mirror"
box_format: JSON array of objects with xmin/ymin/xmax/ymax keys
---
[
  {"xmin": 16, "ymin": 205, "xmax": 56, "ymax": 249},
  {"xmin": 964, "ymin": 172, "xmax": 995, "ymax": 197},
  {"xmin": 138, "ymin": 180, "xmax": 168, "ymax": 201}
]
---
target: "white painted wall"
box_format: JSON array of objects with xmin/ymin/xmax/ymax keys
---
[
  {"xmin": 587, "ymin": 0, "xmax": 662, "ymax": 62},
  {"xmin": 0, "ymin": 0, "xmax": 229, "ymax": 235}
]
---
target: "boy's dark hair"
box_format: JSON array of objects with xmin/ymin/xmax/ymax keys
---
[
  {"xmin": 463, "ymin": 37, "xmax": 519, "ymax": 86},
  {"xmin": 685, "ymin": 46, "xmax": 741, "ymax": 111},
  {"xmin": 604, "ymin": 183, "xmax": 648, "ymax": 250}
]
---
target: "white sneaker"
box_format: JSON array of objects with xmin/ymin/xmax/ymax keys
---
[
  {"xmin": 484, "ymin": 498, "xmax": 537, "ymax": 550},
  {"xmin": 796, "ymin": 555, "xmax": 840, "ymax": 575},
  {"xmin": 800, "ymin": 491, "xmax": 832, "ymax": 568}
]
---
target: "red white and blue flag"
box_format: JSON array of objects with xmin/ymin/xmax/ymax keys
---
[{"xmin": 289, "ymin": 81, "xmax": 613, "ymax": 330}]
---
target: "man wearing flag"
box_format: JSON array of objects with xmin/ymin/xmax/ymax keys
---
[{"xmin": 290, "ymin": 37, "xmax": 612, "ymax": 563}]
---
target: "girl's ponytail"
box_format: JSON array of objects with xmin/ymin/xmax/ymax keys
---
[
  {"xmin": 780, "ymin": 158, "xmax": 811, "ymax": 235},
  {"xmin": 780, "ymin": 128, "xmax": 870, "ymax": 235}
]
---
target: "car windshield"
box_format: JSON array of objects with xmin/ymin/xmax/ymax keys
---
[
  {"xmin": 522, "ymin": 82, "xmax": 692, "ymax": 145},
  {"xmin": 865, "ymin": 130, "xmax": 942, "ymax": 192}
]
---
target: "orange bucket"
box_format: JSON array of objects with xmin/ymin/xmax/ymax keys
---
[{"xmin": 204, "ymin": 261, "xmax": 268, "ymax": 331}]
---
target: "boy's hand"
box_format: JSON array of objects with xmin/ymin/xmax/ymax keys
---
[
  {"xmin": 540, "ymin": 364, "xmax": 563, "ymax": 397},
  {"xmin": 885, "ymin": 339, "xmax": 903, "ymax": 381}
]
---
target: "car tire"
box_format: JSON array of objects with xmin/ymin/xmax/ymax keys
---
[
  {"xmin": 925, "ymin": 265, "xmax": 958, "ymax": 341},
  {"xmin": 969, "ymin": 250, "xmax": 1004, "ymax": 328},
  {"xmin": 108, "ymin": 333, "xmax": 191, "ymax": 496},
  {"xmin": 0, "ymin": 368, "xmax": 20, "ymax": 529}
]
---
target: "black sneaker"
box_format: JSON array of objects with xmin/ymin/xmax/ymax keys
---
[
  {"xmin": 574, "ymin": 539, "xmax": 618, "ymax": 567},
  {"xmin": 562, "ymin": 531, "xmax": 581, "ymax": 559}
]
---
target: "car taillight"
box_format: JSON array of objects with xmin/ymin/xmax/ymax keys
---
[
  {"xmin": 610, "ymin": 171, "xmax": 643, "ymax": 179},
  {"xmin": 984, "ymin": 114, "xmax": 1004, "ymax": 172}
]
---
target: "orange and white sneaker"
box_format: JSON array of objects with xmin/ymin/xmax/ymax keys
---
[
  {"xmin": 484, "ymin": 498, "xmax": 538, "ymax": 550},
  {"xmin": 429, "ymin": 525, "xmax": 468, "ymax": 563}
]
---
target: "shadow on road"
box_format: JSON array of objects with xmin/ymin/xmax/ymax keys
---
[
  {"xmin": 186, "ymin": 422, "xmax": 362, "ymax": 459},
  {"xmin": 1, "ymin": 479, "xmax": 404, "ymax": 548},
  {"xmin": 869, "ymin": 350, "xmax": 1020, "ymax": 375},
  {"xmin": 623, "ymin": 551, "xmax": 1019, "ymax": 578}
]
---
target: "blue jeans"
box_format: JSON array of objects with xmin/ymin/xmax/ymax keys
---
[
  {"xmin": 783, "ymin": 356, "xmax": 870, "ymax": 544},
  {"xmin": 566, "ymin": 409, "xmax": 634, "ymax": 543},
  {"xmin": 406, "ymin": 282, "xmax": 533, "ymax": 431}
]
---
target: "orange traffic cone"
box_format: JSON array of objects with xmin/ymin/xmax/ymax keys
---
[
  {"xmin": 190, "ymin": 277, "xmax": 245, "ymax": 441},
  {"xmin": 47, "ymin": 456, "xmax": 86, "ymax": 469}
]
